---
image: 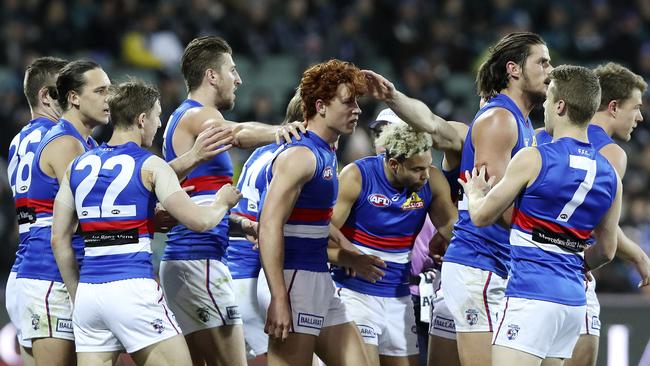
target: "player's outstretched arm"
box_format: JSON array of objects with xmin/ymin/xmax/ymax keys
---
[
  {"xmin": 51, "ymin": 167, "xmax": 80, "ymax": 301},
  {"xmin": 586, "ymin": 176, "xmax": 622, "ymax": 271},
  {"xmin": 258, "ymin": 147, "xmax": 315, "ymax": 341},
  {"xmin": 168, "ymin": 125, "xmax": 234, "ymax": 180},
  {"xmin": 362, "ymin": 69, "xmax": 462, "ymax": 152},
  {"xmin": 460, "ymin": 147, "xmax": 540, "ymax": 227},
  {"xmin": 442, "ymin": 122, "xmax": 469, "ymax": 172},
  {"xmin": 144, "ymin": 156, "xmax": 241, "ymax": 232}
]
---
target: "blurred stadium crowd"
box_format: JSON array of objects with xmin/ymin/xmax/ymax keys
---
[{"xmin": 1, "ymin": 0, "xmax": 650, "ymax": 293}]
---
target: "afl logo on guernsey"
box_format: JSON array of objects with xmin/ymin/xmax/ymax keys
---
[
  {"xmin": 368, "ymin": 193, "xmax": 391, "ymax": 207},
  {"xmin": 322, "ymin": 166, "xmax": 334, "ymax": 180}
]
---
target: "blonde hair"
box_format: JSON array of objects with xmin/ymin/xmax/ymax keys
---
[
  {"xmin": 376, "ymin": 123, "xmax": 433, "ymax": 161},
  {"xmin": 283, "ymin": 87, "xmax": 303, "ymax": 124}
]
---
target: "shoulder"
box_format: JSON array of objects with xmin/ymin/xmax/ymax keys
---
[
  {"xmin": 43, "ymin": 134, "xmax": 85, "ymax": 153},
  {"xmin": 339, "ymin": 162, "xmax": 362, "ymax": 183},
  {"xmin": 273, "ymin": 145, "xmax": 317, "ymax": 179},
  {"xmin": 598, "ymin": 143, "xmax": 627, "ymax": 178},
  {"xmin": 472, "ymin": 107, "xmax": 518, "ymax": 144},
  {"xmin": 182, "ymin": 106, "xmax": 227, "ymax": 130}
]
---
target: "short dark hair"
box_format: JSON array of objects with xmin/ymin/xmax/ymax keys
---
[
  {"xmin": 549, "ymin": 65, "xmax": 601, "ymax": 126},
  {"xmin": 476, "ymin": 32, "xmax": 546, "ymax": 100},
  {"xmin": 107, "ymin": 80, "xmax": 160, "ymax": 130},
  {"xmin": 56, "ymin": 60, "xmax": 102, "ymax": 111},
  {"xmin": 181, "ymin": 36, "xmax": 232, "ymax": 92},
  {"xmin": 23, "ymin": 57, "xmax": 68, "ymax": 109},
  {"xmin": 594, "ymin": 62, "xmax": 648, "ymax": 110}
]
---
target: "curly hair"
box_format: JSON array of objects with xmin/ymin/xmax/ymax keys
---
[
  {"xmin": 594, "ymin": 62, "xmax": 647, "ymax": 111},
  {"xmin": 299, "ymin": 59, "xmax": 366, "ymax": 120},
  {"xmin": 376, "ymin": 123, "xmax": 433, "ymax": 161}
]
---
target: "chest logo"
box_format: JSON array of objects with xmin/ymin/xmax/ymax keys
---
[
  {"xmin": 402, "ymin": 192, "xmax": 424, "ymax": 210},
  {"xmin": 368, "ymin": 193, "xmax": 391, "ymax": 207},
  {"xmin": 322, "ymin": 166, "xmax": 334, "ymax": 180}
]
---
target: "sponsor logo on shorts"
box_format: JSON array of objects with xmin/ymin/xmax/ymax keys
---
[
  {"xmin": 357, "ymin": 324, "xmax": 376, "ymax": 339},
  {"xmin": 368, "ymin": 193, "xmax": 391, "ymax": 207},
  {"xmin": 56, "ymin": 318, "xmax": 73, "ymax": 333},
  {"xmin": 31, "ymin": 314, "xmax": 40, "ymax": 330},
  {"xmin": 197, "ymin": 307, "xmax": 210, "ymax": 323},
  {"xmin": 322, "ymin": 166, "xmax": 334, "ymax": 180},
  {"xmin": 507, "ymin": 324, "xmax": 520, "ymax": 340},
  {"xmin": 151, "ymin": 319, "xmax": 165, "ymax": 334},
  {"xmin": 591, "ymin": 316, "xmax": 601, "ymax": 330},
  {"xmin": 227, "ymin": 306, "xmax": 241, "ymax": 320},
  {"xmin": 465, "ymin": 309, "xmax": 479, "ymax": 326},
  {"xmin": 297, "ymin": 313, "xmax": 324, "ymax": 330},
  {"xmin": 433, "ymin": 316, "xmax": 456, "ymax": 333}
]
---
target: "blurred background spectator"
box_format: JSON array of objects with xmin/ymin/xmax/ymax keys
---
[{"xmin": 1, "ymin": 0, "xmax": 650, "ymax": 296}]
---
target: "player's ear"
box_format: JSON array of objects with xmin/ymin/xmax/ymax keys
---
[
  {"xmin": 506, "ymin": 61, "xmax": 520, "ymax": 80},
  {"xmin": 607, "ymin": 99, "xmax": 618, "ymax": 117},
  {"xmin": 557, "ymin": 99, "xmax": 567, "ymax": 117},
  {"xmin": 137, "ymin": 112, "xmax": 147, "ymax": 129},
  {"xmin": 316, "ymin": 99, "xmax": 326, "ymax": 117}
]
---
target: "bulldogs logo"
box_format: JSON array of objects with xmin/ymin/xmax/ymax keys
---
[
  {"xmin": 465, "ymin": 309, "xmax": 479, "ymax": 326},
  {"xmin": 151, "ymin": 318, "xmax": 165, "ymax": 334},
  {"xmin": 197, "ymin": 307, "xmax": 210, "ymax": 323},
  {"xmin": 368, "ymin": 193, "xmax": 391, "ymax": 207},
  {"xmin": 507, "ymin": 324, "xmax": 520, "ymax": 340},
  {"xmin": 322, "ymin": 166, "xmax": 333, "ymax": 180},
  {"xmin": 31, "ymin": 314, "xmax": 40, "ymax": 330}
]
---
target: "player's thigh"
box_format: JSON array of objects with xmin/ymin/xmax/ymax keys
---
[
  {"xmin": 130, "ymin": 334, "xmax": 192, "ymax": 366},
  {"xmin": 492, "ymin": 345, "xmax": 542, "ymax": 366},
  {"xmin": 31, "ymin": 338, "xmax": 75, "ymax": 366},
  {"xmin": 379, "ymin": 354, "xmax": 419, "ymax": 366},
  {"xmin": 19, "ymin": 345, "xmax": 36, "ymax": 366},
  {"xmin": 316, "ymin": 321, "xmax": 370, "ymax": 366},
  {"xmin": 77, "ymin": 351, "xmax": 120, "ymax": 366},
  {"xmin": 565, "ymin": 334, "xmax": 598, "ymax": 366},
  {"xmin": 268, "ymin": 333, "xmax": 316, "ymax": 366},
  {"xmin": 541, "ymin": 358, "xmax": 564, "ymax": 366},
  {"xmin": 19, "ymin": 279, "xmax": 75, "ymax": 343},
  {"xmin": 427, "ymin": 335, "xmax": 460, "ymax": 366},
  {"xmin": 456, "ymin": 332, "xmax": 493, "ymax": 366}
]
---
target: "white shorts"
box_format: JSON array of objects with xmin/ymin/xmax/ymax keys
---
[
  {"xmin": 582, "ymin": 278, "xmax": 600, "ymax": 337},
  {"xmin": 17, "ymin": 278, "xmax": 74, "ymax": 341},
  {"xmin": 337, "ymin": 288, "xmax": 418, "ymax": 356},
  {"xmin": 160, "ymin": 259, "xmax": 243, "ymax": 335},
  {"xmin": 493, "ymin": 297, "xmax": 584, "ymax": 359},
  {"xmin": 233, "ymin": 277, "xmax": 267, "ymax": 356},
  {"xmin": 441, "ymin": 262, "xmax": 507, "ymax": 333},
  {"xmin": 429, "ymin": 273, "xmax": 457, "ymax": 340},
  {"xmin": 258, "ymin": 269, "xmax": 350, "ymax": 336},
  {"xmin": 6, "ymin": 272, "xmax": 31, "ymax": 348},
  {"xmin": 73, "ymin": 278, "xmax": 181, "ymax": 353}
]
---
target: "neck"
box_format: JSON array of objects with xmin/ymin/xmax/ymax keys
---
[
  {"xmin": 305, "ymin": 117, "xmax": 340, "ymax": 145},
  {"xmin": 382, "ymin": 160, "xmax": 403, "ymax": 189},
  {"xmin": 552, "ymin": 120, "xmax": 588, "ymax": 143},
  {"xmin": 188, "ymin": 85, "xmax": 218, "ymax": 108},
  {"xmin": 108, "ymin": 128, "xmax": 142, "ymax": 147},
  {"xmin": 590, "ymin": 112, "xmax": 614, "ymax": 137},
  {"xmin": 61, "ymin": 110, "xmax": 95, "ymax": 140},
  {"xmin": 501, "ymin": 86, "xmax": 535, "ymax": 118},
  {"xmin": 31, "ymin": 107, "xmax": 59, "ymax": 123}
]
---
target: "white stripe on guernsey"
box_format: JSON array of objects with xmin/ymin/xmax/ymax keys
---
[
  {"xmin": 353, "ymin": 244, "xmax": 411, "ymax": 264},
  {"xmin": 19, "ymin": 223, "xmax": 30, "ymax": 234},
  {"xmin": 510, "ymin": 230, "xmax": 584, "ymax": 257},
  {"xmin": 283, "ymin": 224, "xmax": 330, "ymax": 239},
  {"xmin": 32, "ymin": 216, "xmax": 52, "ymax": 227},
  {"xmin": 84, "ymin": 239, "xmax": 152, "ymax": 257},
  {"xmin": 191, "ymin": 195, "xmax": 215, "ymax": 206},
  {"xmin": 457, "ymin": 194, "xmax": 468, "ymax": 210}
]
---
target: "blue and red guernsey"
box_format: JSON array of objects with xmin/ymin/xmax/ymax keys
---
[
  {"xmin": 536, "ymin": 124, "xmax": 615, "ymax": 152},
  {"xmin": 227, "ymin": 143, "xmax": 280, "ymax": 279},
  {"xmin": 332, "ymin": 154, "xmax": 433, "ymax": 297},
  {"xmin": 444, "ymin": 94, "xmax": 536, "ymax": 278},
  {"xmin": 17, "ymin": 119, "xmax": 97, "ymax": 282},
  {"xmin": 7, "ymin": 117, "xmax": 57, "ymax": 272},
  {"xmin": 508, "ymin": 138, "xmax": 617, "ymax": 306},
  {"xmin": 70, "ymin": 142, "xmax": 157, "ymax": 283},
  {"xmin": 259, "ymin": 132, "xmax": 338, "ymax": 272},
  {"xmin": 162, "ymin": 99, "xmax": 234, "ymax": 261}
]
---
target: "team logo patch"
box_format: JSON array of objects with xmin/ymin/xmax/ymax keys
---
[
  {"xmin": 56, "ymin": 318, "xmax": 73, "ymax": 333},
  {"xmin": 31, "ymin": 314, "xmax": 40, "ymax": 330},
  {"xmin": 402, "ymin": 192, "xmax": 424, "ymax": 210},
  {"xmin": 433, "ymin": 316, "xmax": 456, "ymax": 333},
  {"xmin": 197, "ymin": 307, "xmax": 210, "ymax": 323},
  {"xmin": 507, "ymin": 324, "xmax": 520, "ymax": 340},
  {"xmin": 227, "ymin": 306, "xmax": 241, "ymax": 320},
  {"xmin": 591, "ymin": 316, "xmax": 601, "ymax": 330},
  {"xmin": 151, "ymin": 318, "xmax": 165, "ymax": 334},
  {"xmin": 368, "ymin": 193, "xmax": 391, "ymax": 207},
  {"xmin": 357, "ymin": 324, "xmax": 376, "ymax": 339},
  {"xmin": 322, "ymin": 166, "xmax": 334, "ymax": 180},
  {"xmin": 297, "ymin": 313, "xmax": 324, "ymax": 329},
  {"xmin": 465, "ymin": 309, "xmax": 479, "ymax": 326}
]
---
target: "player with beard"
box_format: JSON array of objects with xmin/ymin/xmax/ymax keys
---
[
  {"xmin": 536, "ymin": 62, "xmax": 650, "ymax": 366},
  {"xmin": 160, "ymin": 36, "xmax": 304, "ymax": 366},
  {"xmin": 442, "ymin": 32, "xmax": 551, "ymax": 366}
]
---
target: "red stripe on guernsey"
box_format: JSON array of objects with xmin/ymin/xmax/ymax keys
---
[
  {"xmin": 232, "ymin": 212, "xmax": 257, "ymax": 222},
  {"xmin": 287, "ymin": 207, "xmax": 333, "ymax": 223},
  {"xmin": 13, "ymin": 197, "xmax": 53, "ymax": 213},
  {"xmin": 512, "ymin": 208, "xmax": 591, "ymax": 240},
  {"xmin": 80, "ymin": 219, "xmax": 155, "ymax": 236},
  {"xmin": 341, "ymin": 226, "xmax": 415, "ymax": 250},
  {"xmin": 182, "ymin": 175, "xmax": 233, "ymax": 193}
]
